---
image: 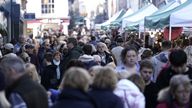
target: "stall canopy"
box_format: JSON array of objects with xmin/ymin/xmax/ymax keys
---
[
  {"xmin": 145, "ymin": 0, "xmax": 191, "ymax": 29},
  {"xmin": 170, "ymin": 1, "xmax": 192, "ymax": 27},
  {"xmin": 111, "ymin": 9, "xmax": 134, "ymax": 24},
  {"xmin": 122, "ymin": 4, "xmax": 158, "ymax": 29},
  {"xmin": 98, "ymin": 9, "xmax": 126, "ymax": 28}
]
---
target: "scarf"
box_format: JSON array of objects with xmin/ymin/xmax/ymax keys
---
[{"xmin": 53, "ymin": 59, "xmax": 61, "ymax": 80}]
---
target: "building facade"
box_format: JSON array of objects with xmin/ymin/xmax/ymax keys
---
[{"xmin": 26, "ymin": 0, "xmax": 69, "ymax": 36}]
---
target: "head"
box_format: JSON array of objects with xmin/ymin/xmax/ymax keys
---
[
  {"xmin": 44, "ymin": 52, "xmax": 53, "ymax": 64},
  {"xmin": 116, "ymin": 37, "xmax": 124, "ymax": 46},
  {"xmin": 0, "ymin": 57, "xmax": 26, "ymax": 87},
  {"xmin": 3, "ymin": 43, "xmax": 14, "ymax": 55},
  {"xmin": 67, "ymin": 37, "xmax": 77, "ymax": 49},
  {"xmin": 128, "ymin": 74, "xmax": 145, "ymax": 93},
  {"xmin": 141, "ymin": 49, "xmax": 153, "ymax": 60},
  {"xmin": 169, "ymin": 49, "xmax": 187, "ymax": 73},
  {"xmin": 19, "ymin": 52, "xmax": 31, "ymax": 63},
  {"xmin": 92, "ymin": 67, "xmax": 118, "ymax": 90},
  {"xmin": 25, "ymin": 63, "xmax": 40, "ymax": 83},
  {"xmin": 97, "ymin": 42, "xmax": 107, "ymax": 53},
  {"xmin": 121, "ymin": 46, "xmax": 138, "ymax": 67},
  {"xmin": 19, "ymin": 36, "xmax": 26, "ymax": 44},
  {"xmin": 60, "ymin": 67, "xmax": 91, "ymax": 92},
  {"xmin": 66, "ymin": 59, "xmax": 85, "ymax": 70},
  {"xmin": 25, "ymin": 44, "xmax": 35, "ymax": 54},
  {"xmin": 53, "ymin": 51, "xmax": 61, "ymax": 62},
  {"xmin": 93, "ymin": 55, "xmax": 102, "ymax": 65},
  {"xmin": 170, "ymin": 75, "xmax": 191, "ymax": 106},
  {"xmin": 140, "ymin": 60, "xmax": 153, "ymax": 83},
  {"xmin": 83, "ymin": 44, "xmax": 92, "ymax": 55},
  {"xmin": 161, "ymin": 40, "xmax": 172, "ymax": 51}
]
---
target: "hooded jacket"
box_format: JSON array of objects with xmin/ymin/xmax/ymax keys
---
[{"xmin": 114, "ymin": 79, "xmax": 145, "ymax": 108}]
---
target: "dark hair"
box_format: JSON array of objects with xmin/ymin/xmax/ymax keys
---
[
  {"xmin": 66, "ymin": 59, "xmax": 85, "ymax": 70},
  {"xmin": 141, "ymin": 49, "xmax": 153, "ymax": 60},
  {"xmin": 169, "ymin": 49, "xmax": 187, "ymax": 66},
  {"xmin": 83, "ymin": 44, "xmax": 92, "ymax": 55},
  {"xmin": 140, "ymin": 60, "xmax": 153, "ymax": 71},
  {"xmin": 162, "ymin": 40, "xmax": 172, "ymax": 50},
  {"xmin": 44, "ymin": 52, "xmax": 53, "ymax": 62},
  {"xmin": 67, "ymin": 37, "xmax": 78, "ymax": 46},
  {"xmin": 121, "ymin": 46, "xmax": 138, "ymax": 64}
]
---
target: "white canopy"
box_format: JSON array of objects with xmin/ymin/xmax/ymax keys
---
[
  {"xmin": 121, "ymin": 9, "xmax": 134, "ymax": 19},
  {"xmin": 170, "ymin": 1, "xmax": 192, "ymax": 27},
  {"xmin": 122, "ymin": 4, "xmax": 158, "ymax": 28},
  {"xmin": 100, "ymin": 9, "xmax": 125, "ymax": 27}
]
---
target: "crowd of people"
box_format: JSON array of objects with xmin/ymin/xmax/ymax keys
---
[{"xmin": 0, "ymin": 31, "xmax": 192, "ymax": 108}]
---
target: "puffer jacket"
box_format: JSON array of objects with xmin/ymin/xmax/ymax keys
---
[{"xmin": 114, "ymin": 79, "xmax": 145, "ymax": 108}]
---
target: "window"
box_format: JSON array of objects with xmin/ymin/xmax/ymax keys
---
[{"xmin": 41, "ymin": 0, "xmax": 55, "ymax": 14}]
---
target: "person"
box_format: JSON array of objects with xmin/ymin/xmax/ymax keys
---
[
  {"xmin": 0, "ymin": 56, "xmax": 48, "ymax": 108},
  {"xmin": 89, "ymin": 67, "xmax": 124, "ymax": 108},
  {"xmin": 0, "ymin": 68, "xmax": 10, "ymax": 108},
  {"xmin": 151, "ymin": 40, "xmax": 172, "ymax": 82},
  {"xmin": 2, "ymin": 43, "xmax": 16, "ymax": 57},
  {"xmin": 111, "ymin": 37, "xmax": 124, "ymax": 66},
  {"xmin": 114, "ymin": 75, "xmax": 145, "ymax": 108},
  {"xmin": 157, "ymin": 75, "xmax": 192, "ymax": 108},
  {"xmin": 184, "ymin": 37, "xmax": 192, "ymax": 67},
  {"xmin": 156, "ymin": 49, "xmax": 192, "ymax": 92},
  {"xmin": 25, "ymin": 63, "xmax": 40, "ymax": 83},
  {"xmin": 79, "ymin": 44, "xmax": 98, "ymax": 69},
  {"xmin": 62, "ymin": 37, "xmax": 83, "ymax": 71},
  {"xmin": 140, "ymin": 60, "xmax": 158, "ymax": 108},
  {"xmin": 94, "ymin": 42, "xmax": 113, "ymax": 66},
  {"xmin": 116, "ymin": 46, "xmax": 140, "ymax": 77},
  {"xmin": 41, "ymin": 51, "xmax": 63, "ymax": 90},
  {"xmin": 51, "ymin": 67, "xmax": 96, "ymax": 108},
  {"xmin": 128, "ymin": 74, "xmax": 145, "ymax": 93}
]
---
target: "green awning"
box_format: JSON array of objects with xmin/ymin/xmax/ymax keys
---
[{"xmin": 145, "ymin": 0, "xmax": 192, "ymax": 29}]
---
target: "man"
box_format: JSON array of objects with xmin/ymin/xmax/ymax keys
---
[
  {"xmin": 156, "ymin": 49, "xmax": 192, "ymax": 91},
  {"xmin": 62, "ymin": 37, "xmax": 83, "ymax": 71},
  {"xmin": 151, "ymin": 40, "xmax": 172, "ymax": 82},
  {"xmin": 140, "ymin": 60, "xmax": 158, "ymax": 108},
  {"xmin": 0, "ymin": 56, "xmax": 48, "ymax": 108}
]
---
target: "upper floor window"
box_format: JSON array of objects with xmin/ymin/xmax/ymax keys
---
[{"xmin": 41, "ymin": 0, "xmax": 54, "ymax": 14}]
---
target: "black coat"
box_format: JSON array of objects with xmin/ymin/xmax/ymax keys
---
[
  {"xmin": 89, "ymin": 88, "xmax": 124, "ymax": 108},
  {"xmin": 41, "ymin": 64, "xmax": 63, "ymax": 90},
  {"xmin": 51, "ymin": 88, "xmax": 96, "ymax": 108},
  {"xmin": 156, "ymin": 66, "xmax": 192, "ymax": 92},
  {"xmin": 6, "ymin": 74, "xmax": 48, "ymax": 108}
]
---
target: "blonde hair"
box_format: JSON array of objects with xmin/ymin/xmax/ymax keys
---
[
  {"xmin": 92, "ymin": 67, "xmax": 118, "ymax": 90},
  {"xmin": 61, "ymin": 67, "xmax": 91, "ymax": 92},
  {"xmin": 25, "ymin": 63, "xmax": 40, "ymax": 83},
  {"xmin": 128, "ymin": 74, "xmax": 145, "ymax": 93}
]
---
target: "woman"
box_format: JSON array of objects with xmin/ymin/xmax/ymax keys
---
[
  {"xmin": 116, "ymin": 46, "xmax": 140, "ymax": 78},
  {"xmin": 25, "ymin": 63, "xmax": 40, "ymax": 83},
  {"xmin": 51, "ymin": 67, "xmax": 96, "ymax": 108},
  {"xmin": 89, "ymin": 67, "xmax": 124, "ymax": 108},
  {"xmin": 157, "ymin": 75, "xmax": 192, "ymax": 108}
]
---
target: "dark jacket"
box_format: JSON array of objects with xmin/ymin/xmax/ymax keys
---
[
  {"xmin": 62, "ymin": 46, "xmax": 83, "ymax": 71},
  {"xmin": 6, "ymin": 74, "xmax": 48, "ymax": 108},
  {"xmin": 51, "ymin": 88, "xmax": 96, "ymax": 108},
  {"xmin": 41, "ymin": 64, "xmax": 63, "ymax": 90},
  {"xmin": 89, "ymin": 88, "xmax": 124, "ymax": 108},
  {"xmin": 156, "ymin": 66, "xmax": 192, "ymax": 92}
]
